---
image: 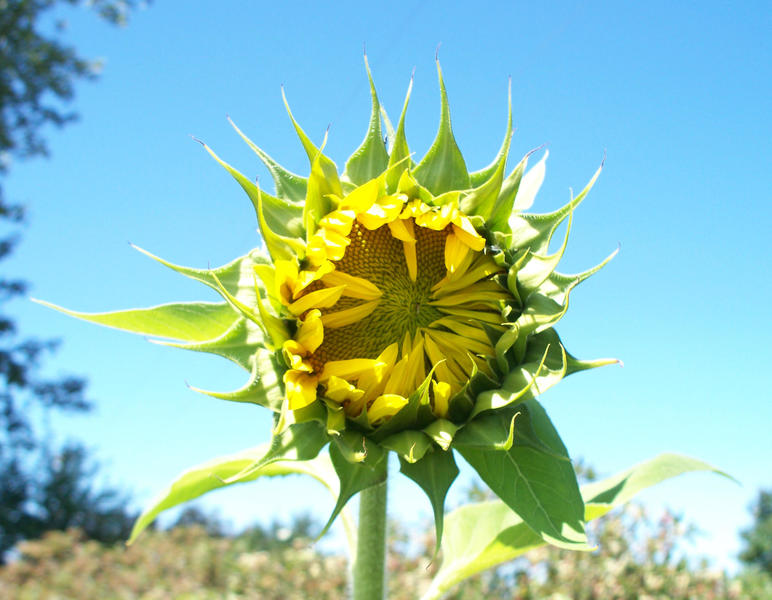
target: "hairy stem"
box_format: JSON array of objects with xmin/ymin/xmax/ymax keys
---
[{"xmin": 352, "ymin": 459, "xmax": 388, "ymax": 600}]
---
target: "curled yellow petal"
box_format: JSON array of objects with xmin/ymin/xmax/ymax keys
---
[
  {"xmin": 288, "ymin": 285, "xmax": 345, "ymax": 315},
  {"xmin": 319, "ymin": 209, "xmax": 355, "ymax": 236},
  {"xmin": 296, "ymin": 309, "xmax": 323, "ymax": 353},
  {"xmin": 341, "ymin": 177, "xmax": 380, "ymax": 212},
  {"xmin": 368, "ymin": 394, "xmax": 408, "ymax": 425},
  {"xmin": 432, "ymin": 380, "xmax": 451, "ymax": 418},
  {"xmin": 322, "ymin": 270, "xmax": 382, "ymax": 300},
  {"xmin": 451, "ymin": 218, "xmax": 485, "ymax": 251},
  {"xmin": 283, "ymin": 370, "xmax": 318, "ymax": 410},
  {"xmin": 324, "ymin": 375, "xmax": 365, "ymax": 404},
  {"xmin": 387, "ymin": 217, "xmax": 415, "ymax": 242}
]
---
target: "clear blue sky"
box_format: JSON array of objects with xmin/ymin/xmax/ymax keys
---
[{"xmin": 5, "ymin": 0, "xmax": 770, "ymax": 571}]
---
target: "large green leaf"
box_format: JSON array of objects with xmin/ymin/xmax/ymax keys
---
[
  {"xmin": 422, "ymin": 453, "xmax": 729, "ymax": 600},
  {"xmin": 32, "ymin": 300, "xmax": 237, "ymax": 343},
  {"xmin": 399, "ymin": 448, "xmax": 459, "ymax": 553},
  {"xmin": 127, "ymin": 444, "xmax": 355, "ymax": 553},
  {"xmin": 456, "ymin": 399, "xmax": 588, "ymax": 550}
]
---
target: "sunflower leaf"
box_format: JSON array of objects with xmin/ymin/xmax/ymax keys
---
[
  {"xmin": 422, "ymin": 453, "xmax": 730, "ymax": 600},
  {"xmin": 127, "ymin": 443, "xmax": 348, "ymax": 546},
  {"xmin": 455, "ymin": 399, "xmax": 588, "ymax": 550}
]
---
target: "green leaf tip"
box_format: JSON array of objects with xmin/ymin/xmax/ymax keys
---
[
  {"xmin": 343, "ymin": 52, "xmax": 389, "ymax": 185},
  {"xmin": 413, "ymin": 59, "xmax": 470, "ymax": 195}
]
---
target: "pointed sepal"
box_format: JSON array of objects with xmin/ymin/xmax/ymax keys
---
[
  {"xmin": 344, "ymin": 54, "xmax": 389, "ymax": 185},
  {"xmin": 399, "ymin": 447, "xmax": 459, "ymax": 555},
  {"xmin": 413, "ymin": 60, "xmax": 470, "ymax": 194}
]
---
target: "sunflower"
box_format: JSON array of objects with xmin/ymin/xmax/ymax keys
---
[{"xmin": 40, "ymin": 58, "xmax": 617, "ymax": 551}]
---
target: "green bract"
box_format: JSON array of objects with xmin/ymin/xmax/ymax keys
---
[{"xmin": 41, "ymin": 59, "xmax": 621, "ymax": 552}]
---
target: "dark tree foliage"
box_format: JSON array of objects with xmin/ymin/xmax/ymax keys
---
[
  {"xmin": 740, "ymin": 490, "xmax": 772, "ymax": 574},
  {"xmin": 0, "ymin": 0, "xmax": 142, "ymax": 560}
]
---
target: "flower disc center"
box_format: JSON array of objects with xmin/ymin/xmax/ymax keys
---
[{"xmin": 308, "ymin": 220, "xmax": 448, "ymax": 370}]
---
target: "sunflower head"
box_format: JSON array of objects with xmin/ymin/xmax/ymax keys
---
[{"xmin": 43, "ymin": 57, "xmax": 617, "ymax": 550}]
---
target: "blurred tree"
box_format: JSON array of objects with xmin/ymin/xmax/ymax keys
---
[
  {"xmin": 740, "ymin": 489, "xmax": 772, "ymax": 574},
  {"xmin": 171, "ymin": 506, "xmax": 226, "ymax": 538},
  {"xmin": 36, "ymin": 444, "xmax": 135, "ymax": 544},
  {"xmin": 0, "ymin": 0, "xmax": 142, "ymax": 560}
]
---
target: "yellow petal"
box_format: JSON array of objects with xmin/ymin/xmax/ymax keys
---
[
  {"xmin": 383, "ymin": 355, "xmax": 410, "ymax": 396},
  {"xmin": 399, "ymin": 199, "xmax": 431, "ymax": 219},
  {"xmin": 432, "ymin": 254, "xmax": 502, "ymax": 295},
  {"xmin": 368, "ymin": 394, "xmax": 408, "ymax": 425},
  {"xmin": 318, "ymin": 229, "xmax": 351, "ymax": 260},
  {"xmin": 322, "ymin": 270, "xmax": 382, "ymax": 300},
  {"xmin": 296, "ymin": 309, "xmax": 323, "ymax": 353},
  {"xmin": 426, "ymin": 328, "xmax": 494, "ymax": 356},
  {"xmin": 294, "ymin": 260, "xmax": 334, "ymax": 296},
  {"xmin": 321, "ymin": 299, "xmax": 380, "ymax": 328},
  {"xmin": 288, "ymin": 285, "xmax": 345, "ymax": 315},
  {"xmin": 430, "ymin": 288, "xmax": 508, "ymax": 308},
  {"xmin": 324, "ymin": 376, "xmax": 365, "ymax": 404},
  {"xmin": 436, "ymin": 307, "xmax": 505, "ymax": 324},
  {"xmin": 358, "ymin": 342, "xmax": 399, "ymax": 403},
  {"xmin": 357, "ymin": 198, "xmax": 403, "ymax": 230},
  {"xmin": 283, "ymin": 370, "xmax": 318, "ymax": 410},
  {"xmin": 432, "ymin": 380, "xmax": 451, "ymax": 418},
  {"xmin": 341, "ymin": 177, "xmax": 380, "ymax": 212},
  {"xmin": 423, "ymin": 332, "xmax": 459, "ymax": 391},
  {"xmin": 274, "ymin": 259, "xmax": 299, "ymax": 306},
  {"xmin": 387, "ymin": 217, "xmax": 415, "ymax": 242},
  {"xmin": 415, "ymin": 205, "xmax": 452, "ymax": 231},
  {"xmin": 451, "ymin": 218, "xmax": 485, "ymax": 251},
  {"xmin": 444, "ymin": 232, "xmax": 470, "ymax": 274},
  {"xmin": 402, "ymin": 240, "xmax": 418, "ymax": 282},
  {"xmin": 390, "ymin": 217, "xmax": 418, "ymax": 282},
  {"xmin": 430, "ymin": 317, "xmax": 493, "ymax": 346},
  {"xmin": 320, "ymin": 358, "xmax": 380, "ymax": 382},
  {"xmin": 282, "ymin": 340, "xmax": 312, "ymax": 371},
  {"xmin": 319, "ymin": 209, "xmax": 355, "ymax": 236}
]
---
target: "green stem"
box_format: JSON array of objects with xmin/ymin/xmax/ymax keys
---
[{"xmin": 352, "ymin": 458, "xmax": 388, "ymax": 600}]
